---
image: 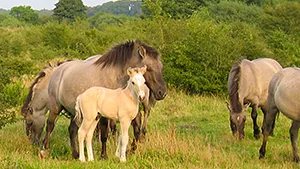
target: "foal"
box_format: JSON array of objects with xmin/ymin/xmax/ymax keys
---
[{"xmin": 74, "ymin": 65, "xmax": 148, "ymax": 162}]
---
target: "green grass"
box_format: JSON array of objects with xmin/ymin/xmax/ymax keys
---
[{"xmin": 0, "ymin": 89, "xmax": 299, "ymax": 168}]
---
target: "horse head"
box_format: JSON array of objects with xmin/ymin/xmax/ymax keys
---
[
  {"xmin": 127, "ymin": 65, "xmax": 147, "ymax": 102},
  {"xmin": 135, "ymin": 43, "xmax": 167, "ymax": 100},
  {"xmin": 226, "ymin": 102, "xmax": 250, "ymax": 139}
]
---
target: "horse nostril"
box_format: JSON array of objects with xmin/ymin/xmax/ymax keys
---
[{"xmin": 159, "ymin": 90, "xmax": 167, "ymax": 99}]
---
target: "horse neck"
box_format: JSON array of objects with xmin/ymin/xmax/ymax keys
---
[{"xmin": 122, "ymin": 80, "xmax": 139, "ymax": 104}]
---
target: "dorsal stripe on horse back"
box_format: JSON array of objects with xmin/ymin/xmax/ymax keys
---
[
  {"xmin": 93, "ymin": 40, "xmax": 160, "ymax": 68},
  {"xmin": 229, "ymin": 59, "xmax": 243, "ymax": 113}
]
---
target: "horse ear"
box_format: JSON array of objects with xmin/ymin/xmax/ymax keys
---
[
  {"xmin": 127, "ymin": 67, "xmax": 133, "ymax": 76},
  {"xmin": 139, "ymin": 46, "xmax": 147, "ymax": 58},
  {"xmin": 244, "ymin": 102, "xmax": 251, "ymax": 109},
  {"xmin": 226, "ymin": 101, "xmax": 232, "ymax": 112},
  {"xmin": 141, "ymin": 65, "xmax": 147, "ymax": 74}
]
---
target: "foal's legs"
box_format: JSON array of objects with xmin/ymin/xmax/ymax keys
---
[
  {"xmin": 116, "ymin": 118, "xmax": 131, "ymax": 162},
  {"xmin": 78, "ymin": 125, "xmax": 87, "ymax": 162},
  {"xmin": 86, "ymin": 119, "xmax": 99, "ymax": 161},
  {"xmin": 289, "ymin": 121, "xmax": 300, "ymax": 162},
  {"xmin": 251, "ymin": 104, "xmax": 260, "ymax": 139}
]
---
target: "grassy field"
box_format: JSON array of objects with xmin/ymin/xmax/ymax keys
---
[{"xmin": 0, "ymin": 89, "xmax": 299, "ymax": 168}]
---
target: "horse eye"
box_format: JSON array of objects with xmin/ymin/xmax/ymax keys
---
[{"xmin": 132, "ymin": 81, "xmax": 135, "ymax": 85}]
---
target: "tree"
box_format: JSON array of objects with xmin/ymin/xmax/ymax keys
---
[
  {"xmin": 53, "ymin": 0, "xmax": 87, "ymax": 21},
  {"xmin": 142, "ymin": 0, "xmax": 205, "ymax": 19},
  {"xmin": 9, "ymin": 6, "xmax": 38, "ymax": 24}
]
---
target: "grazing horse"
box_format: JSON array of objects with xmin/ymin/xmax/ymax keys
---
[
  {"xmin": 75, "ymin": 66, "xmax": 148, "ymax": 162},
  {"xmin": 259, "ymin": 67, "xmax": 300, "ymax": 162},
  {"xmin": 226, "ymin": 58, "xmax": 282, "ymax": 139},
  {"xmin": 40, "ymin": 40, "xmax": 167, "ymax": 159},
  {"xmin": 21, "ymin": 61, "xmax": 70, "ymax": 144}
]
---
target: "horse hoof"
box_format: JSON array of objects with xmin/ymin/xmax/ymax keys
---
[
  {"xmin": 101, "ymin": 154, "xmax": 108, "ymax": 160},
  {"xmin": 38, "ymin": 150, "xmax": 49, "ymax": 159},
  {"xmin": 120, "ymin": 157, "xmax": 126, "ymax": 163}
]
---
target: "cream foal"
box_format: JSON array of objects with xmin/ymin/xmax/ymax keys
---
[{"xmin": 74, "ymin": 65, "xmax": 148, "ymax": 162}]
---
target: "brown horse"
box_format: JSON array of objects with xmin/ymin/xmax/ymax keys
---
[
  {"xmin": 21, "ymin": 61, "xmax": 71, "ymax": 144},
  {"xmin": 226, "ymin": 58, "xmax": 282, "ymax": 139},
  {"xmin": 259, "ymin": 67, "xmax": 300, "ymax": 162},
  {"xmin": 39, "ymin": 40, "xmax": 167, "ymax": 159}
]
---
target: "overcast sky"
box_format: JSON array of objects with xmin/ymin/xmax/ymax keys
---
[{"xmin": 0, "ymin": 0, "xmax": 115, "ymax": 10}]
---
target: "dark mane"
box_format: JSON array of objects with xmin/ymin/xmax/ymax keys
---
[
  {"xmin": 94, "ymin": 40, "xmax": 159, "ymax": 68},
  {"xmin": 21, "ymin": 71, "xmax": 46, "ymax": 115},
  {"xmin": 21, "ymin": 60, "xmax": 71, "ymax": 115},
  {"xmin": 228, "ymin": 59, "xmax": 244, "ymax": 113}
]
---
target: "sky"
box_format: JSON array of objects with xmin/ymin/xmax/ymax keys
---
[{"xmin": 0, "ymin": 0, "xmax": 115, "ymax": 10}]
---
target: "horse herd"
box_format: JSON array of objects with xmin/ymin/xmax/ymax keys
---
[{"xmin": 21, "ymin": 40, "xmax": 300, "ymax": 163}]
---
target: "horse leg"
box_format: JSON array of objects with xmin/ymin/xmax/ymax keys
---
[
  {"xmin": 131, "ymin": 110, "xmax": 142, "ymax": 152},
  {"xmin": 261, "ymin": 107, "xmax": 275, "ymax": 136},
  {"xmin": 251, "ymin": 105, "xmax": 260, "ymax": 139},
  {"xmin": 259, "ymin": 106, "xmax": 278, "ymax": 159},
  {"xmin": 40, "ymin": 109, "xmax": 60, "ymax": 159},
  {"xmin": 32, "ymin": 115, "xmax": 46, "ymax": 145},
  {"xmin": 109, "ymin": 120, "xmax": 117, "ymax": 136},
  {"xmin": 69, "ymin": 118, "xmax": 79, "ymax": 159},
  {"xmin": 99, "ymin": 117, "xmax": 109, "ymax": 159},
  {"xmin": 289, "ymin": 121, "xmax": 300, "ymax": 162},
  {"xmin": 78, "ymin": 124, "xmax": 87, "ymax": 162},
  {"xmin": 86, "ymin": 119, "xmax": 99, "ymax": 161},
  {"xmin": 141, "ymin": 103, "xmax": 151, "ymax": 139},
  {"xmin": 118, "ymin": 118, "xmax": 131, "ymax": 162}
]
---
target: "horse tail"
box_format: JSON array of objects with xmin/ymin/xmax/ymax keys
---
[{"xmin": 74, "ymin": 95, "xmax": 83, "ymax": 127}]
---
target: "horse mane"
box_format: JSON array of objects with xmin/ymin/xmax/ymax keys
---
[
  {"xmin": 21, "ymin": 60, "xmax": 71, "ymax": 115},
  {"xmin": 228, "ymin": 59, "xmax": 244, "ymax": 113},
  {"xmin": 93, "ymin": 40, "xmax": 159, "ymax": 68}
]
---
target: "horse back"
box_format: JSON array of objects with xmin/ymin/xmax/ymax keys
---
[
  {"xmin": 49, "ymin": 59, "xmax": 122, "ymax": 115},
  {"xmin": 239, "ymin": 58, "xmax": 282, "ymax": 106},
  {"xmin": 269, "ymin": 67, "xmax": 300, "ymax": 120}
]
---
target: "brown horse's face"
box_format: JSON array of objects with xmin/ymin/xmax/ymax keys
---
[
  {"xmin": 142, "ymin": 58, "xmax": 166, "ymax": 100},
  {"xmin": 226, "ymin": 103, "xmax": 248, "ymax": 139},
  {"xmin": 230, "ymin": 112, "xmax": 246, "ymax": 139}
]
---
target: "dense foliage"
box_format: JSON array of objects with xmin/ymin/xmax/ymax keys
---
[{"xmin": 0, "ymin": 0, "xmax": 299, "ymax": 128}]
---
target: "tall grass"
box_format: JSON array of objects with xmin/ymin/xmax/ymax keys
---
[{"xmin": 0, "ymin": 89, "xmax": 299, "ymax": 168}]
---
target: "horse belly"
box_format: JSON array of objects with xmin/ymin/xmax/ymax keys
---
[
  {"xmin": 97, "ymin": 95, "xmax": 119, "ymax": 120},
  {"xmin": 275, "ymin": 87, "xmax": 300, "ymax": 121}
]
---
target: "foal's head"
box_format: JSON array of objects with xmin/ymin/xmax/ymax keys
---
[{"xmin": 127, "ymin": 65, "xmax": 147, "ymax": 101}]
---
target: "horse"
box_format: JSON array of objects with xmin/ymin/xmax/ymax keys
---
[
  {"xmin": 21, "ymin": 57, "xmax": 99, "ymax": 145},
  {"xmin": 226, "ymin": 58, "xmax": 282, "ymax": 139},
  {"xmin": 21, "ymin": 61, "xmax": 70, "ymax": 145},
  {"xmin": 259, "ymin": 67, "xmax": 300, "ymax": 162},
  {"xmin": 39, "ymin": 40, "xmax": 167, "ymax": 159},
  {"xmin": 75, "ymin": 66, "xmax": 148, "ymax": 162}
]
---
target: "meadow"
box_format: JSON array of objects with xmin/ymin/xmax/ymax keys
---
[{"xmin": 0, "ymin": 89, "xmax": 298, "ymax": 169}]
